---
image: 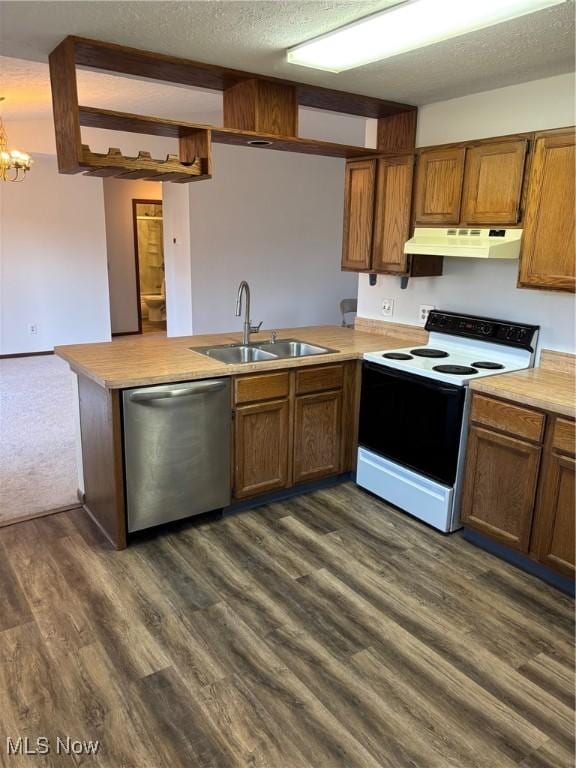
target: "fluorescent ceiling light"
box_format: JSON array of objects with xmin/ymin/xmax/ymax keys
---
[{"xmin": 287, "ymin": 0, "xmax": 567, "ymax": 72}]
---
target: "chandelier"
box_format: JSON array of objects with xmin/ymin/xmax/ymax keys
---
[{"xmin": 0, "ymin": 99, "xmax": 32, "ymax": 182}]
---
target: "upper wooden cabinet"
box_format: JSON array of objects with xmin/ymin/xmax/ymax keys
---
[
  {"xmin": 461, "ymin": 140, "xmax": 527, "ymax": 225},
  {"xmin": 518, "ymin": 130, "xmax": 576, "ymax": 293},
  {"xmin": 415, "ymin": 140, "xmax": 528, "ymax": 226},
  {"xmin": 342, "ymin": 155, "xmax": 423, "ymax": 276},
  {"xmin": 372, "ymin": 155, "xmax": 414, "ymax": 274},
  {"xmin": 414, "ymin": 147, "xmax": 466, "ymax": 224},
  {"xmin": 341, "ymin": 160, "xmax": 376, "ymax": 272}
]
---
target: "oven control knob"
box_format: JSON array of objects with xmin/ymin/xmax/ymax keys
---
[{"xmin": 480, "ymin": 323, "xmax": 492, "ymax": 335}]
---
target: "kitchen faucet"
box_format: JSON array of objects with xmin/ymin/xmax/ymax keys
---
[{"xmin": 235, "ymin": 281, "xmax": 262, "ymax": 345}]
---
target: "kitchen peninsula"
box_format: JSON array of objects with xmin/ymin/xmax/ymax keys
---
[{"xmin": 56, "ymin": 324, "xmax": 426, "ymax": 549}]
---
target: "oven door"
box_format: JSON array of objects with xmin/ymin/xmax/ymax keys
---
[{"xmin": 359, "ymin": 361, "xmax": 466, "ymax": 486}]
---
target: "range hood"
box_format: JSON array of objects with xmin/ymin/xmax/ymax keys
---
[{"xmin": 404, "ymin": 228, "xmax": 522, "ymax": 259}]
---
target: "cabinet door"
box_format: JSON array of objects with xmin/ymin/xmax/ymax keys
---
[
  {"xmin": 414, "ymin": 147, "xmax": 466, "ymax": 224},
  {"xmin": 518, "ymin": 130, "xmax": 575, "ymax": 292},
  {"xmin": 293, "ymin": 390, "xmax": 342, "ymax": 484},
  {"xmin": 461, "ymin": 140, "xmax": 527, "ymax": 225},
  {"xmin": 461, "ymin": 425, "xmax": 541, "ymax": 551},
  {"xmin": 341, "ymin": 160, "xmax": 376, "ymax": 271},
  {"xmin": 531, "ymin": 418, "xmax": 575, "ymax": 577},
  {"xmin": 372, "ymin": 155, "xmax": 414, "ymax": 274},
  {"xmin": 234, "ymin": 399, "xmax": 290, "ymax": 499}
]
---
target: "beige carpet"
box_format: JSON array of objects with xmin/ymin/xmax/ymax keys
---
[{"xmin": 0, "ymin": 354, "xmax": 78, "ymax": 525}]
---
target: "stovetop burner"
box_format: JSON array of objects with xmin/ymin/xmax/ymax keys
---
[
  {"xmin": 433, "ymin": 364, "xmax": 478, "ymax": 375},
  {"xmin": 472, "ymin": 361, "xmax": 505, "ymax": 370},
  {"xmin": 411, "ymin": 348, "xmax": 449, "ymax": 358},
  {"xmin": 382, "ymin": 352, "xmax": 413, "ymax": 360}
]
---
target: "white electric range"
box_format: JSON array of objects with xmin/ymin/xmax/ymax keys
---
[{"xmin": 356, "ymin": 310, "xmax": 539, "ymax": 532}]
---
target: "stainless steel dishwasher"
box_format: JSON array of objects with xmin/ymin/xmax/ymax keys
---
[{"xmin": 122, "ymin": 378, "xmax": 231, "ymax": 533}]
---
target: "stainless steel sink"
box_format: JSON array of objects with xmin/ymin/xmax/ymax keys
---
[
  {"xmin": 255, "ymin": 340, "xmax": 333, "ymax": 357},
  {"xmin": 191, "ymin": 344, "xmax": 279, "ymax": 364},
  {"xmin": 190, "ymin": 338, "xmax": 336, "ymax": 364}
]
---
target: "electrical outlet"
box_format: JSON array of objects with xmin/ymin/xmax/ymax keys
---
[
  {"xmin": 418, "ymin": 305, "xmax": 434, "ymax": 325},
  {"xmin": 28, "ymin": 323, "xmax": 38, "ymax": 336},
  {"xmin": 381, "ymin": 299, "xmax": 394, "ymax": 317}
]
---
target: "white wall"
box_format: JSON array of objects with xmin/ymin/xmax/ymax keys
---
[
  {"xmin": 358, "ymin": 72, "xmax": 576, "ymax": 354},
  {"xmin": 103, "ymin": 177, "xmax": 162, "ymax": 335},
  {"xmin": 188, "ymin": 143, "xmax": 357, "ymax": 334},
  {"xmin": 163, "ymin": 183, "xmax": 194, "ymax": 337},
  {"xmin": 0, "ymin": 155, "xmax": 111, "ymax": 354}
]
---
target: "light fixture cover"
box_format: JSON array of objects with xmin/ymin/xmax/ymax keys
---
[{"xmin": 287, "ymin": 0, "xmax": 566, "ymax": 72}]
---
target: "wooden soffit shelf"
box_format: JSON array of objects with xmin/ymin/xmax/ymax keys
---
[
  {"xmin": 49, "ymin": 36, "xmax": 417, "ymax": 182},
  {"xmin": 71, "ymin": 36, "xmax": 414, "ymax": 119},
  {"xmin": 79, "ymin": 107, "xmax": 375, "ymax": 159}
]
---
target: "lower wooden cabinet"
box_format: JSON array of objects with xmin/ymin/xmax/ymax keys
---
[
  {"xmin": 531, "ymin": 418, "xmax": 576, "ymax": 577},
  {"xmin": 233, "ymin": 399, "xmax": 290, "ymax": 499},
  {"xmin": 462, "ymin": 395, "xmax": 575, "ymax": 577},
  {"xmin": 232, "ymin": 363, "xmax": 357, "ymax": 500},
  {"xmin": 461, "ymin": 425, "xmax": 541, "ymax": 551},
  {"xmin": 293, "ymin": 390, "xmax": 342, "ymax": 484}
]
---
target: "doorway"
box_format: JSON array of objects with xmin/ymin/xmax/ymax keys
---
[{"xmin": 133, "ymin": 199, "xmax": 166, "ymax": 334}]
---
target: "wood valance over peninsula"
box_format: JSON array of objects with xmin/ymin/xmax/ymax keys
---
[{"xmin": 49, "ymin": 36, "xmax": 417, "ymax": 183}]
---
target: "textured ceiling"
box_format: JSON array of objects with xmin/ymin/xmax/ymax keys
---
[
  {"xmin": 0, "ymin": 0, "xmax": 574, "ymax": 107},
  {"xmin": 0, "ymin": 56, "xmax": 223, "ymax": 120}
]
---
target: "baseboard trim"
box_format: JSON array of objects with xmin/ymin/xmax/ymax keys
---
[
  {"xmin": 224, "ymin": 473, "xmax": 353, "ymax": 517},
  {"xmin": 463, "ymin": 527, "xmax": 575, "ymax": 596},
  {"xmin": 0, "ymin": 350, "xmax": 54, "ymax": 359},
  {"xmin": 112, "ymin": 331, "xmax": 141, "ymax": 337},
  {"xmin": 0, "ymin": 503, "xmax": 82, "ymax": 529}
]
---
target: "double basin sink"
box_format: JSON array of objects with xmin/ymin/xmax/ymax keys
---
[{"xmin": 191, "ymin": 338, "xmax": 336, "ymax": 364}]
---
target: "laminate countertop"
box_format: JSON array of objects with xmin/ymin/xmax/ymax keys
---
[
  {"xmin": 55, "ymin": 325, "xmax": 425, "ymax": 390},
  {"xmin": 470, "ymin": 366, "xmax": 575, "ymax": 419}
]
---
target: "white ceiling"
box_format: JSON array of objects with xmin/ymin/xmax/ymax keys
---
[
  {"xmin": 0, "ymin": 56, "xmax": 223, "ymax": 120},
  {"xmin": 0, "ymin": 0, "xmax": 574, "ymax": 120}
]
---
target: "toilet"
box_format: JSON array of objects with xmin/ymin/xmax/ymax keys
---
[{"xmin": 142, "ymin": 294, "xmax": 166, "ymax": 322}]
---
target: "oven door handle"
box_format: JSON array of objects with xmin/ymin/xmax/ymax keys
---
[{"xmin": 363, "ymin": 361, "xmax": 462, "ymax": 395}]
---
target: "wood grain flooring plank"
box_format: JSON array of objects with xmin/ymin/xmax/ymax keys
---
[
  {"xmin": 199, "ymin": 674, "xmax": 315, "ymax": 768},
  {"xmin": 0, "ymin": 482, "xmax": 572, "ymax": 768},
  {"xmin": 301, "ymin": 567, "xmax": 550, "ymax": 764},
  {"xmin": 190, "ymin": 601, "xmax": 384, "ymax": 768},
  {"xmin": 46, "ymin": 535, "xmax": 170, "ymax": 681},
  {"xmin": 518, "ymin": 654, "xmax": 576, "ymax": 711},
  {"xmin": 199, "ymin": 521, "xmax": 366, "ymax": 658},
  {"xmin": 518, "ymin": 738, "xmax": 576, "ymax": 768},
  {"xmin": 0, "ymin": 542, "xmax": 33, "ymax": 632},
  {"xmin": 136, "ymin": 667, "xmax": 235, "ymax": 768},
  {"xmin": 265, "ymin": 624, "xmax": 462, "ymax": 768}
]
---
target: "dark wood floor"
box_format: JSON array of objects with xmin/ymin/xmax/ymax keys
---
[{"xmin": 0, "ymin": 482, "xmax": 574, "ymax": 768}]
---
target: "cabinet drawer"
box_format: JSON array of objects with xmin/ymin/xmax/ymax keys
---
[
  {"xmin": 295, "ymin": 364, "xmax": 344, "ymax": 395},
  {"xmin": 234, "ymin": 372, "xmax": 289, "ymax": 405},
  {"xmin": 552, "ymin": 418, "xmax": 576, "ymax": 456},
  {"xmin": 471, "ymin": 395, "xmax": 545, "ymax": 443}
]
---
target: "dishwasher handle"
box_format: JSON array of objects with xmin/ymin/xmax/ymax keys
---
[{"xmin": 128, "ymin": 380, "xmax": 227, "ymax": 402}]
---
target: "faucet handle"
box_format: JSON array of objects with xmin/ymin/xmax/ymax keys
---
[{"xmin": 270, "ymin": 331, "xmax": 278, "ymax": 343}]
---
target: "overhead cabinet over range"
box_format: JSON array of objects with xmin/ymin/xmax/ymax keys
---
[{"xmin": 341, "ymin": 128, "xmax": 575, "ymax": 292}]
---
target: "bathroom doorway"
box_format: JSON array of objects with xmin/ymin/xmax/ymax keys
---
[{"xmin": 133, "ymin": 199, "xmax": 166, "ymax": 334}]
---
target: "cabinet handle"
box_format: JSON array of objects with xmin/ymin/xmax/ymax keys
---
[{"xmin": 129, "ymin": 381, "xmax": 226, "ymax": 402}]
